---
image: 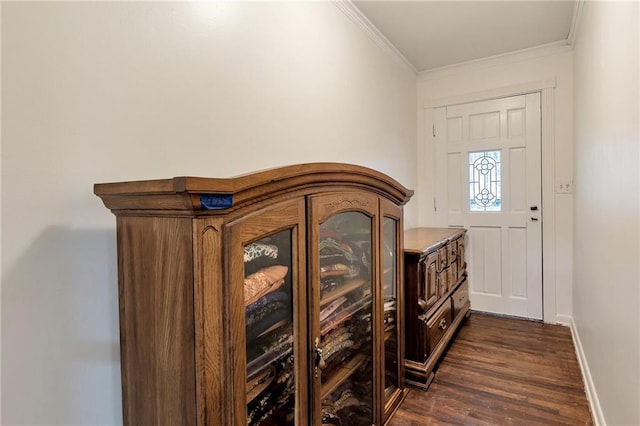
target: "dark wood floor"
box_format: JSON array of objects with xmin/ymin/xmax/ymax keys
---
[{"xmin": 390, "ymin": 313, "xmax": 593, "ymax": 426}]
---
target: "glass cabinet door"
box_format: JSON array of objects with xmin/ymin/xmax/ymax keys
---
[
  {"xmin": 244, "ymin": 229, "xmax": 296, "ymax": 425},
  {"xmin": 382, "ymin": 217, "xmax": 401, "ymax": 413},
  {"xmin": 380, "ymin": 200, "xmax": 405, "ymax": 421},
  {"xmin": 228, "ymin": 199, "xmax": 307, "ymax": 426},
  {"xmin": 310, "ymin": 193, "xmax": 379, "ymax": 426},
  {"xmin": 382, "ymin": 217, "xmax": 398, "ymax": 397}
]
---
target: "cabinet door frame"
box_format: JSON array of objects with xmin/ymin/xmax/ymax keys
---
[
  {"xmin": 223, "ymin": 198, "xmax": 307, "ymax": 426},
  {"xmin": 379, "ymin": 199, "xmax": 407, "ymax": 422},
  {"xmin": 307, "ymin": 191, "xmax": 380, "ymax": 426},
  {"xmin": 193, "ymin": 216, "xmax": 225, "ymax": 426}
]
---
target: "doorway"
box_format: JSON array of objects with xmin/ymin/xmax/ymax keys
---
[{"xmin": 435, "ymin": 93, "xmax": 542, "ymax": 320}]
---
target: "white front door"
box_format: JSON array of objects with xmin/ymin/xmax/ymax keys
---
[{"xmin": 435, "ymin": 93, "xmax": 542, "ymax": 320}]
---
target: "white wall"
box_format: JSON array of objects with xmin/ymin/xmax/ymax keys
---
[
  {"xmin": 417, "ymin": 50, "xmax": 574, "ymax": 324},
  {"xmin": 0, "ymin": 2, "xmax": 417, "ymax": 424},
  {"xmin": 572, "ymin": 2, "xmax": 640, "ymax": 425}
]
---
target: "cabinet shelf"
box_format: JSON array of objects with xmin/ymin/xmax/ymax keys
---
[
  {"xmin": 320, "ymin": 278, "xmax": 367, "ymax": 307},
  {"xmin": 384, "ymin": 385, "xmax": 398, "ymax": 400},
  {"xmin": 321, "ymin": 353, "xmax": 367, "ymax": 400},
  {"xmin": 384, "ymin": 328, "xmax": 394, "ymax": 341},
  {"xmin": 320, "ymin": 297, "xmax": 372, "ymax": 336},
  {"xmin": 246, "ymin": 338, "xmax": 293, "ymax": 378}
]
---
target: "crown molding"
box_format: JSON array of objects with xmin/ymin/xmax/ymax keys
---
[
  {"xmin": 418, "ymin": 40, "xmax": 572, "ymax": 81},
  {"xmin": 334, "ymin": 0, "xmax": 579, "ymax": 79},
  {"xmin": 423, "ymin": 78, "xmax": 556, "ymax": 109},
  {"xmin": 567, "ymin": 0, "xmax": 585, "ymax": 46},
  {"xmin": 333, "ymin": 0, "xmax": 418, "ymax": 76}
]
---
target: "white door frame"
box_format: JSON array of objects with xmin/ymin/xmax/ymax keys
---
[
  {"xmin": 420, "ymin": 79, "xmax": 557, "ymax": 323},
  {"xmin": 436, "ymin": 93, "xmax": 542, "ymax": 319}
]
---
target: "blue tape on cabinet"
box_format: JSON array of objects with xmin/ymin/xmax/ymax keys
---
[{"xmin": 200, "ymin": 194, "xmax": 233, "ymax": 210}]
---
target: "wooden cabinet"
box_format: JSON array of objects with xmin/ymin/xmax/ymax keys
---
[
  {"xmin": 94, "ymin": 163, "xmax": 413, "ymax": 426},
  {"xmin": 403, "ymin": 227, "xmax": 469, "ymax": 389}
]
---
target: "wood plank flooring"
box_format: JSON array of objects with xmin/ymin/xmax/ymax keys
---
[{"xmin": 390, "ymin": 313, "xmax": 593, "ymax": 426}]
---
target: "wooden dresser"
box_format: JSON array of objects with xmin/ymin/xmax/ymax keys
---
[{"xmin": 403, "ymin": 227, "xmax": 469, "ymax": 389}]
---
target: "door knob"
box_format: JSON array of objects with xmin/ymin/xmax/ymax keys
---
[
  {"xmin": 530, "ymin": 205, "xmax": 538, "ymax": 211},
  {"xmin": 531, "ymin": 217, "xmax": 539, "ymax": 221}
]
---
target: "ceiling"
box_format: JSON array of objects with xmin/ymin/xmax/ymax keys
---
[{"xmin": 352, "ymin": 1, "xmax": 577, "ymax": 73}]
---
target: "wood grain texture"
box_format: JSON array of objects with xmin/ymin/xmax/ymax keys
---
[
  {"xmin": 117, "ymin": 216, "xmax": 197, "ymax": 426},
  {"xmin": 404, "ymin": 228, "xmax": 465, "ymax": 256},
  {"xmin": 194, "ymin": 218, "xmax": 225, "ymax": 426},
  {"xmin": 391, "ymin": 313, "xmax": 593, "ymax": 426}
]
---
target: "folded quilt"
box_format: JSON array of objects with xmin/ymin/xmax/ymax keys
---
[{"xmin": 244, "ymin": 265, "xmax": 288, "ymax": 306}]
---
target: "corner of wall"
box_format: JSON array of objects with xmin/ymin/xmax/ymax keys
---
[{"xmin": 332, "ymin": 0, "xmax": 417, "ymax": 76}]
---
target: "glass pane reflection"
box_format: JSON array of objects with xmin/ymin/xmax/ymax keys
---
[
  {"xmin": 244, "ymin": 230, "xmax": 295, "ymax": 425},
  {"xmin": 319, "ymin": 212, "xmax": 373, "ymax": 425}
]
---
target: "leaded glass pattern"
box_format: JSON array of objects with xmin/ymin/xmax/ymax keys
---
[{"xmin": 469, "ymin": 150, "xmax": 501, "ymax": 212}]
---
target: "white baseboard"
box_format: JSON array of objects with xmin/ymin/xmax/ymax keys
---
[
  {"xmin": 555, "ymin": 313, "xmax": 573, "ymax": 326},
  {"xmin": 568, "ymin": 316, "xmax": 606, "ymax": 426}
]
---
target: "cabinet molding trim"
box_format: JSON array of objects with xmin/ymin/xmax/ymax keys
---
[{"xmin": 95, "ymin": 163, "xmax": 413, "ymax": 215}]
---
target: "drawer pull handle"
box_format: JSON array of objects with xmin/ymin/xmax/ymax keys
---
[
  {"xmin": 418, "ymin": 298, "xmax": 428, "ymax": 311},
  {"xmin": 438, "ymin": 318, "xmax": 448, "ymax": 330}
]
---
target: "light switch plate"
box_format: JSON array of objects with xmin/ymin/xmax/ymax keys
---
[{"xmin": 556, "ymin": 180, "xmax": 573, "ymax": 194}]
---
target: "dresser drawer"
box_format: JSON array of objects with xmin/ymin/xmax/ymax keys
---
[
  {"xmin": 448, "ymin": 264, "xmax": 457, "ymax": 290},
  {"xmin": 437, "ymin": 246, "xmax": 448, "ymax": 273},
  {"xmin": 452, "ymin": 279, "xmax": 469, "ymax": 318},
  {"xmin": 438, "ymin": 266, "xmax": 449, "ymax": 297},
  {"xmin": 447, "ymin": 241, "xmax": 457, "ymax": 266},
  {"xmin": 456, "ymin": 237, "xmax": 466, "ymax": 276},
  {"xmin": 427, "ymin": 300, "xmax": 453, "ymax": 354}
]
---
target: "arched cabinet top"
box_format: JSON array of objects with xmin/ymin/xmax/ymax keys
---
[{"xmin": 94, "ymin": 162, "xmax": 414, "ymax": 215}]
